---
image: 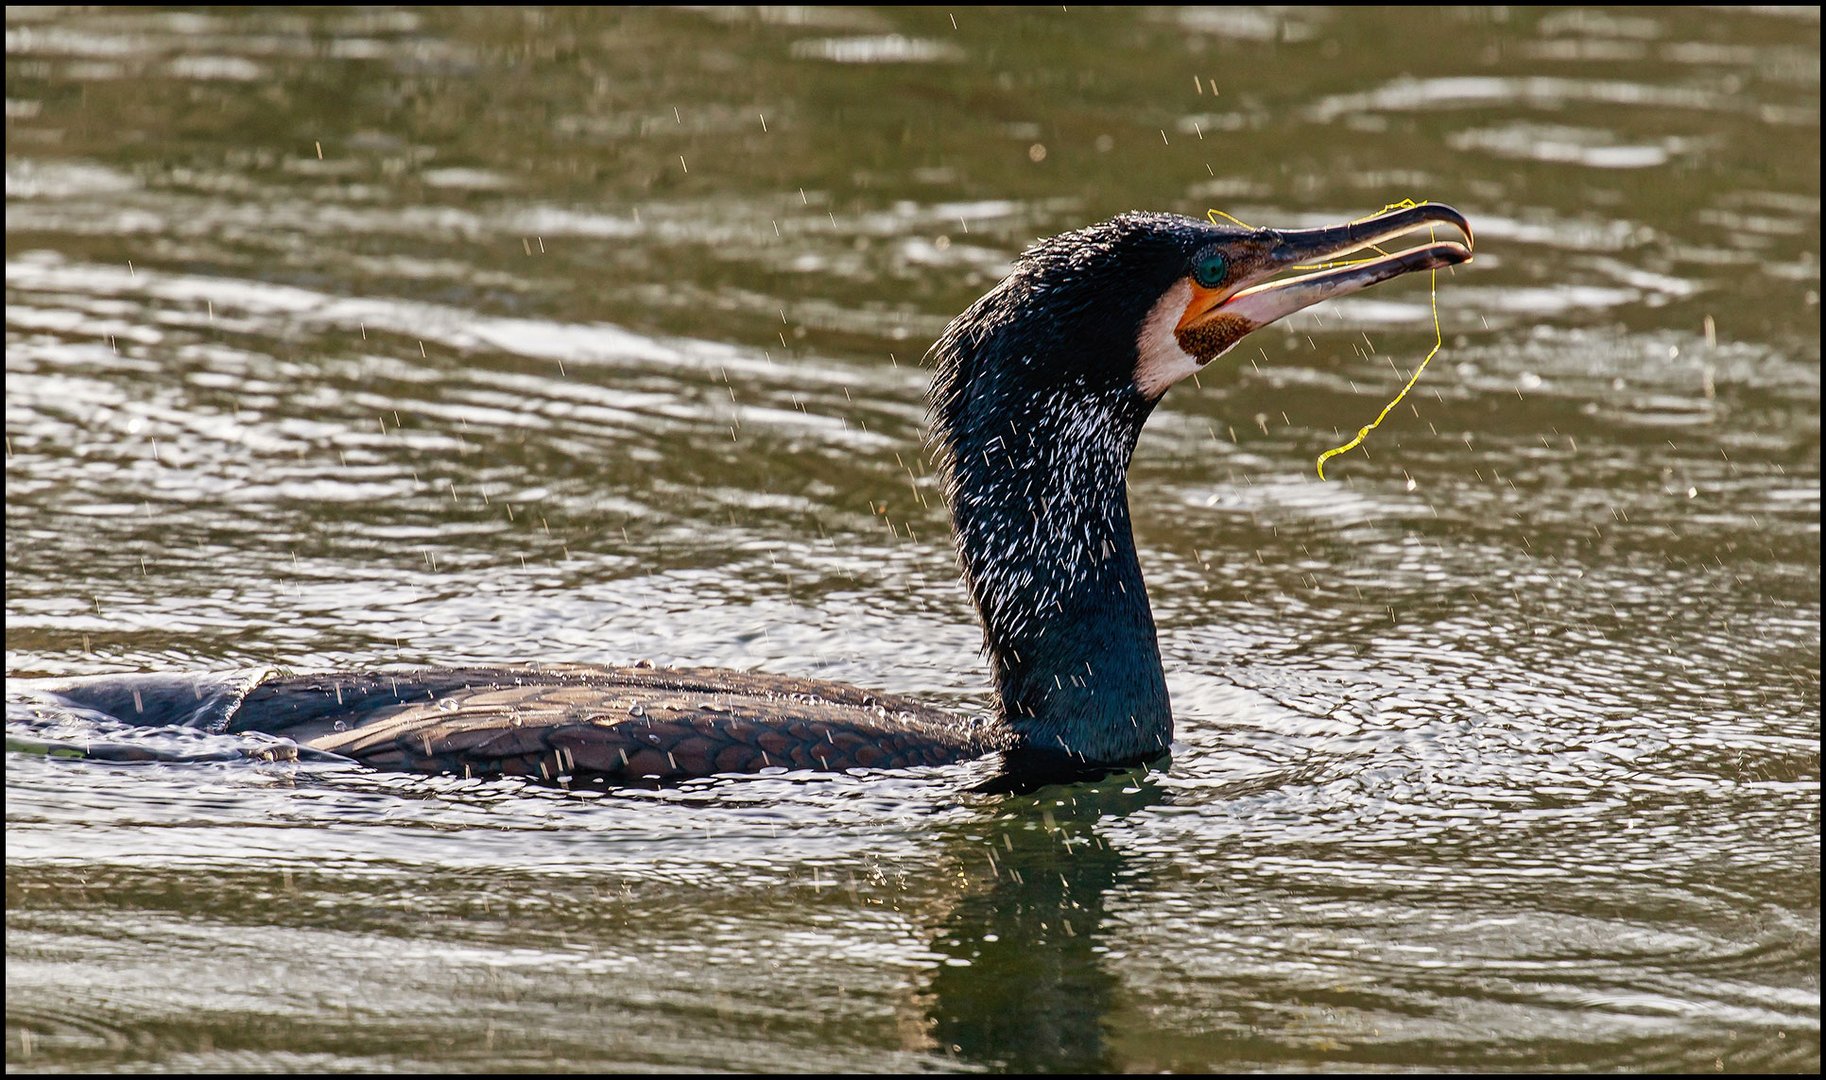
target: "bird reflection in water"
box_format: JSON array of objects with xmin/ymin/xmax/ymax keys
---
[{"xmin": 909, "ymin": 772, "xmax": 1163, "ymax": 1071}]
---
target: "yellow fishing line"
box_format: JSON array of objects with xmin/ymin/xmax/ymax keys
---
[
  {"xmin": 1314, "ymin": 263, "xmax": 1439, "ymax": 480},
  {"xmin": 1206, "ymin": 208, "xmax": 1255, "ymax": 230},
  {"xmin": 1207, "ymin": 199, "xmax": 1447, "ymax": 480}
]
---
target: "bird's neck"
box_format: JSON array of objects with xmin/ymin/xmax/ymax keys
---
[{"xmin": 943, "ymin": 385, "xmax": 1171, "ymax": 764}]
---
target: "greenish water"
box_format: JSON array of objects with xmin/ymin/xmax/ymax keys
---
[{"xmin": 5, "ymin": 6, "xmax": 1819, "ymax": 1072}]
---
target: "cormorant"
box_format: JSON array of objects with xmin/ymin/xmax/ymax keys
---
[{"xmin": 26, "ymin": 203, "xmax": 1473, "ymax": 786}]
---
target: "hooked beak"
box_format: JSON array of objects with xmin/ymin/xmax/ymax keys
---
[{"xmin": 1176, "ymin": 203, "xmax": 1474, "ymax": 357}]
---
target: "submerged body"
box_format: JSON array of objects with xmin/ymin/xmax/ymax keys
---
[{"xmin": 27, "ymin": 204, "xmax": 1473, "ymax": 786}]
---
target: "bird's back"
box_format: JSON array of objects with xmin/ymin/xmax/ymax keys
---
[{"xmin": 30, "ymin": 664, "xmax": 1004, "ymax": 781}]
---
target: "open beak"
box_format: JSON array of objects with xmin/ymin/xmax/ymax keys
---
[{"xmin": 1177, "ymin": 203, "xmax": 1474, "ymax": 353}]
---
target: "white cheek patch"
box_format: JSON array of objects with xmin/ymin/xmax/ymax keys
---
[{"xmin": 1133, "ymin": 280, "xmax": 1201, "ymax": 399}]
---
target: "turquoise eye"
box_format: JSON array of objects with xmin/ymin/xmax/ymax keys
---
[{"xmin": 1192, "ymin": 251, "xmax": 1229, "ymax": 288}]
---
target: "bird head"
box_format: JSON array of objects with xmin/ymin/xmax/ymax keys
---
[{"xmin": 929, "ymin": 202, "xmax": 1474, "ymax": 439}]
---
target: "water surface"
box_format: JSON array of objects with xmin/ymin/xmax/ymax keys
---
[{"xmin": 5, "ymin": 6, "xmax": 1819, "ymax": 1072}]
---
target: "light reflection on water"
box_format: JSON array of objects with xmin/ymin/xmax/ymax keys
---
[{"xmin": 5, "ymin": 4, "xmax": 1819, "ymax": 1072}]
